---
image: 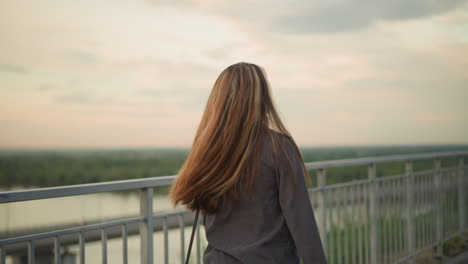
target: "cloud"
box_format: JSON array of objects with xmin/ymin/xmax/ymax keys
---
[
  {"xmin": 413, "ymin": 113, "xmax": 460, "ymax": 123},
  {"xmin": 204, "ymin": 46, "xmax": 229, "ymax": 60},
  {"xmin": 62, "ymin": 51, "xmax": 99, "ymax": 65},
  {"xmin": 0, "ymin": 63, "xmax": 30, "ymax": 74},
  {"xmin": 143, "ymin": 0, "xmax": 195, "ymax": 9},
  {"xmin": 36, "ymin": 83, "xmax": 57, "ymax": 91},
  {"xmin": 55, "ymin": 92, "xmax": 97, "ymax": 104},
  {"xmin": 273, "ymin": 0, "xmax": 468, "ymax": 33}
]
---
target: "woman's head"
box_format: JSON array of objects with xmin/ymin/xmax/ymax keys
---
[
  {"xmin": 197, "ymin": 62, "xmax": 278, "ymax": 137},
  {"xmin": 169, "ymin": 62, "xmax": 310, "ymax": 214}
]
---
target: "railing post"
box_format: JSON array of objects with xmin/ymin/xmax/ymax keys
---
[
  {"xmin": 434, "ymin": 159, "xmax": 443, "ymax": 257},
  {"xmin": 179, "ymin": 215, "xmax": 185, "ymax": 263},
  {"xmin": 101, "ymin": 228, "xmax": 108, "ymax": 264},
  {"xmin": 196, "ymin": 215, "xmax": 202, "ymax": 264},
  {"xmin": 122, "ymin": 224, "xmax": 128, "ymax": 264},
  {"xmin": 140, "ymin": 187, "xmax": 154, "ymax": 264},
  {"xmin": 27, "ymin": 240, "xmax": 35, "ymax": 264},
  {"xmin": 405, "ymin": 161, "xmax": 415, "ymax": 263},
  {"xmin": 458, "ymin": 156, "xmax": 465, "ymax": 232},
  {"xmin": 0, "ymin": 246, "xmax": 5, "ymax": 264},
  {"xmin": 316, "ymin": 168, "xmax": 327, "ymax": 258},
  {"xmin": 79, "ymin": 231, "xmax": 85, "ymax": 264},
  {"xmin": 54, "ymin": 236, "xmax": 61, "ymax": 264},
  {"xmin": 368, "ymin": 163, "xmax": 379, "ymax": 264}
]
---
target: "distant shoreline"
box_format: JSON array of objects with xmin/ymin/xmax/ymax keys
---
[{"xmin": 1, "ymin": 145, "xmax": 467, "ymax": 190}]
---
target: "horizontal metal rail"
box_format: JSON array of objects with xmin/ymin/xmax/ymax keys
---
[
  {"xmin": 0, "ymin": 208, "xmax": 195, "ymax": 247},
  {"xmin": 0, "ymin": 217, "xmax": 144, "ymax": 246},
  {"xmin": 305, "ymin": 150, "xmax": 468, "ymax": 170},
  {"xmin": 0, "ymin": 175, "xmax": 175, "ymax": 203}
]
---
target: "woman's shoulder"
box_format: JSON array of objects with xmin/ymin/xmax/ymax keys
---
[
  {"xmin": 263, "ymin": 129, "xmax": 295, "ymax": 152},
  {"xmin": 261, "ymin": 129, "xmax": 295, "ymax": 167}
]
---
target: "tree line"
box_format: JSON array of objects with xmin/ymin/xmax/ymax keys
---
[{"xmin": 0, "ymin": 145, "xmax": 465, "ymax": 189}]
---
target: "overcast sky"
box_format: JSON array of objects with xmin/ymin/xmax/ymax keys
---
[{"xmin": 1, "ymin": 0, "xmax": 467, "ymax": 149}]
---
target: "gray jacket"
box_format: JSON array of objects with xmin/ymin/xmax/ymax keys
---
[{"xmin": 202, "ymin": 133, "xmax": 327, "ymax": 264}]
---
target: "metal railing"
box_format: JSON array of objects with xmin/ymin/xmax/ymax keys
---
[
  {"xmin": 309, "ymin": 150, "xmax": 467, "ymax": 264},
  {"xmin": 0, "ymin": 150, "xmax": 467, "ymax": 264}
]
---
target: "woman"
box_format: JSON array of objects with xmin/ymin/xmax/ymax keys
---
[{"xmin": 170, "ymin": 62, "xmax": 327, "ymax": 264}]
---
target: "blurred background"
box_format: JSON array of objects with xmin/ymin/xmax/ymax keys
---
[
  {"xmin": 1, "ymin": 0, "xmax": 467, "ymax": 188},
  {"xmin": 1, "ymin": 0, "xmax": 468, "ymax": 263}
]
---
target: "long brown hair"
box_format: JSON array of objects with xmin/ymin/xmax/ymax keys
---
[{"xmin": 169, "ymin": 62, "xmax": 311, "ymax": 215}]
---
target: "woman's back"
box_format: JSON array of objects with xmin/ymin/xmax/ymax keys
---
[
  {"xmin": 168, "ymin": 62, "xmax": 327, "ymax": 263},
  {"xmin": 202, "ymin": 131, "xmax": 327, "ymax": 264}
]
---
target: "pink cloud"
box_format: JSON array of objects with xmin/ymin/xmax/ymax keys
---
[{"xmin": 413, "ymin": 113, "xmax": 459, "ymax": 123}]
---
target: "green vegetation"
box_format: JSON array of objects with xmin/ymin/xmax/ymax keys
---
[
  {"xmin": 0, "ymin": 149, "xmax": 188, "ymax": 188},
  {"xmin": 0, "ymin": 145, "xmax": 466, "ymax": 189}
]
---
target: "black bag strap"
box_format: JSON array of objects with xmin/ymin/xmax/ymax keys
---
[{"xmin": 185, "ymin": 208, "xmax": 200, "ymax": 264}]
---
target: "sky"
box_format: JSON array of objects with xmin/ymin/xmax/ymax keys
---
[{"xmin": 1, "ymin": 0, "xmax": 467, "ymax": 149}]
